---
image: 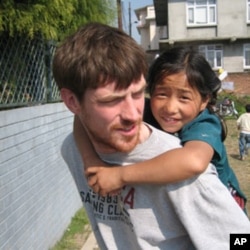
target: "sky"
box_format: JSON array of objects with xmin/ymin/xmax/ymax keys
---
[{"xmin": 121, "ymin": 0, "xmax": 153, "ymax": 43}]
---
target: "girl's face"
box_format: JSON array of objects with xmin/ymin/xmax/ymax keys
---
[{"xmin": 150, "ymin": 71, "xmax": 209, "ymax": 134}]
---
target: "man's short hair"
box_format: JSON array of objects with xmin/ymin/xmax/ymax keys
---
[{"xmin": 53, "ymin": 22, "xmax": 148, "ymax": 101}]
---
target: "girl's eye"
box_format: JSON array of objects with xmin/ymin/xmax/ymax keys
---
[
  {"xmin": 181, "ymin": 96, "xmax": 189, "ymax": 100},
  {"xmin": 154, "ymin": 92, "xmax": 167, "ymax": 98}
]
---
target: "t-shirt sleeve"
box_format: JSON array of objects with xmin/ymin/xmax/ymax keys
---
[
  {"xmin": 180, "ymin": 115, "xmax": 223, "ymax": 161},
  {"xmin": 166, "ymin": 164, "xmax": 250, "ymax": 249}
]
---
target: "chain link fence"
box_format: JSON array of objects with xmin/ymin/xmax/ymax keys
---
[{"xmin": 0, "ymin": 34, "xmax": 60, "ymax": 110}]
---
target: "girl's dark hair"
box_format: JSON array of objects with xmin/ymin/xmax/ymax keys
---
[{"xmin": 147, "ymin": 46, "xmax": 227, "ymax": 140}]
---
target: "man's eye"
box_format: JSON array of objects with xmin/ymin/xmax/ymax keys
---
[
  {"xmin": 99, "ymin": 98, "xmax": 122, "ymax": 105},
  {"xmin": 133, "ymin": 90, "xmax": 144, "ymax": 99}
]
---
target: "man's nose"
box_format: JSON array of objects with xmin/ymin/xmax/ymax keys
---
[{"xmin": 121, "ymin": 97, "xmax": 141, "ymax": 121}]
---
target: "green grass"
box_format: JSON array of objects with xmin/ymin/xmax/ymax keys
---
[
  {"xmin": 51, "ymin": 208, "xmax": 90, "ymax": 250},
  {"xmin": 217, "ymin": 91, "xmax": 250, "ymax": 115},
  {"xmin": 223, "ymin": 119, "xmax": 250, "ymax": 215}
]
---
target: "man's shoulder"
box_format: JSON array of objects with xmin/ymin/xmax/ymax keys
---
[
  {"xmin": 146, "ymin": 123, "xmax": 181, "ymax": 147},
  {"xmin": 61, "ymin": 133, "xmax": 80, "ymax": 163},
  {"xmin": 61, "ymin": 133, "xmax": 74, "ymax": 153}
]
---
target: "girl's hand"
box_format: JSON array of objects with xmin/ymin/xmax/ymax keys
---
[{"xmin": 85, "ymin": 166, "xmax": 124, "ymax": 196}]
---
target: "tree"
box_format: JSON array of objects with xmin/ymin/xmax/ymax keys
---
[{"xmin": 0, "ymin": 0, "xmax": 116, "ymax": 41}]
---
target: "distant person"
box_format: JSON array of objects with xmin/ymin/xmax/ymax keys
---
[
  {"xmin": 53, "ymin": 23, "xmax": 250, "ymax": 249},
  {"xmin": 79, "ymin": 47, "xmax": 247, "ymax": 213},
  {"xmin": 237, "ymin": 104, "xmax": 250, "ymax": 160}
]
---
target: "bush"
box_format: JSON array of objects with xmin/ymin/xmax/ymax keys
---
[{"xmin": 217, "ymin": 91, "xmax": 250, "ymax": 115}]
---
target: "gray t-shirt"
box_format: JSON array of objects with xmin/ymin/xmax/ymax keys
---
[{"xmin": 61, "ymin": 123, "xmax": 250, "ymax": 250}]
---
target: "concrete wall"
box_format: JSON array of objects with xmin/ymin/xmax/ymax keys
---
[
  {"xmin": 168, "ymin": 0, "xmax": 249, "ymax": 40},
  {"xmin": 0, "ymin": 103, "xmax": 82, "ymax": 250},
  {"xmin": 223, "ymin": 43, "xmax": 244, "ymax": 73},
  {"xmin": 217, "ymin": 0, "xmax": 250, "ymax": 37}
]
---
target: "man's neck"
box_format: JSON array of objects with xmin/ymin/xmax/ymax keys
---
[{"xmin": 139, "ymin": 122, "xmax": 152, "ymax": 144}]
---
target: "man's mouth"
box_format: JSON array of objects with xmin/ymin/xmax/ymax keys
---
[{"xmin": 118, "ymin": 124, "xmax": 137, "ymax": 134}]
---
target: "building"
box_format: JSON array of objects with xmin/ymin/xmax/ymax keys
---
[{"xmin": 135, "ymin": 0, "xmax": 250, "ymax": 76}]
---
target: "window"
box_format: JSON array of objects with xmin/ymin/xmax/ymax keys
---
[
  {"xmin": 199, "ymin": 45, "xmax": 222, "ymax": 69},
  {"xmin": 243, "ymin": 44, "xmax": 250, "ymax": 68},
  {"xmin": 187, "ymin": 0, "xmax": 216, "ymax": 25},
  {"xmin": 247, "ymin": 0, "xmax": 250, "ymax": 23}
]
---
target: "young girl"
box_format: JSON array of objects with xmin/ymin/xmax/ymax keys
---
[{"xmin": 74, "ymin": 47, "xmax": 247, "ymax": 212}]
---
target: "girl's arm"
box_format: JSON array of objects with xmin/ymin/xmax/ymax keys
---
[
  {"xmin": 113, "ymin": 140, "xmax": 214, "ymax": 185},
  {"xmin": 85, "ymin": 140, "xmax": 214, "ymax": 196},
  {"xmin": 73, "ymin": 115, "xmax": 120, "ymax": 196},
  {"xmin": 74, "ymin": 116, "xmax": 214, "ymax": 195},
  {"xmin": 73, "ymin": 115, "xmax": 107, "ymax": 167}
]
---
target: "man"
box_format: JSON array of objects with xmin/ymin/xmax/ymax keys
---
[
  {"xmin": 237, "ymin": 104, "xmax": 250, "ymax": 160},
  {"xmin": 53, "ymin": 22, "xmax": 250, "ymax": 250}
]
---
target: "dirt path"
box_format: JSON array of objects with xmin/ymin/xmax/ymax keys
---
[
  {"xmin": 78, "ymin": 119, "xmax": 250, "ymax": 249},
  {"xmin": 224, "ymin": 119, "xmax": 250, "ymax": 214}
]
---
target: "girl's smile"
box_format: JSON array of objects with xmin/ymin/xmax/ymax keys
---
[{"xmin": 150, "ymin": 72, "xmax": 209, "ymax": 133}]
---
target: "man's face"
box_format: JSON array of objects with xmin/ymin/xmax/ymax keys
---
[{"xmin": 79, "ymin": 75, "xmax": 146, "ymax": 153}]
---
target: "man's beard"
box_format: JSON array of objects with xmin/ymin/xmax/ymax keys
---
[{"xmin": 86, "ymin": 119, "xmax": 142, "ymax": 153}]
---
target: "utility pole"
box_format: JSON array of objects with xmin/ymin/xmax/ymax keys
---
[
  {"xmin": 128, "ymin": 2, "xmax": 137, "ymax": 37},
  {"xmin": 117, "ymin": 0, "xmax": 123, "ymax": 30},
  {"xmin": 129, "ymin": 1, "xmax": 132, "ymax": 36}
]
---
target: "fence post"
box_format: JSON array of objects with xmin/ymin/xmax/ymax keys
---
[{"xmin": 45, "ymin": 40, "xmax": 53, "ymax": 102}]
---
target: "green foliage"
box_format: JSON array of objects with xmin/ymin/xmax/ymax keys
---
[
  {"xmin": 217, "ymin": 91, "xmax": 250, "ymax": 115},
  {"xmin": 51, "ymin": 208, "xmax": 90, "ymax": 250},
  {"xmin": 0, "ymin": 0, "xmax": 116, "ymax": 41}
]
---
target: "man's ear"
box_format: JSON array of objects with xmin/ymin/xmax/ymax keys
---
[{"xmin": 60, "ymin": 88, "xmax": 81, "ymax": 115}]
